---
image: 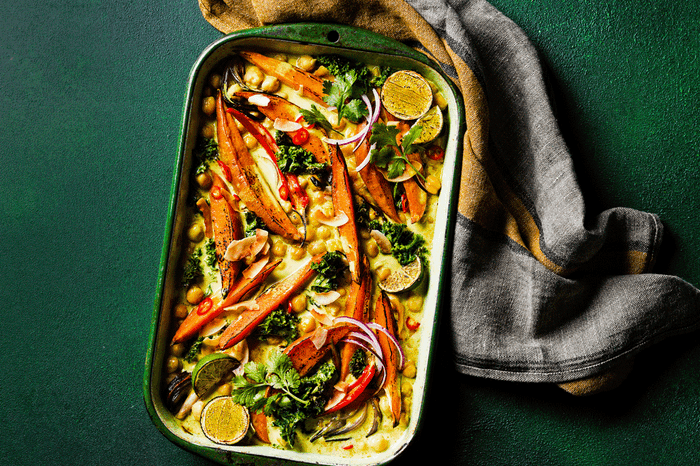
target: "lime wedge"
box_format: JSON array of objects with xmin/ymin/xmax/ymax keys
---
[
  {"xmin": 191, "ymin": 353, "xmax": 239, "ymax": 397},
  {"xmin": 412, "ymin": 106, "xmax": 443, "ymax": 144},
  {"xmin": 378, "ymin": 257, "xmax": 424, "ymax": 293},
  {"xmin": 381, "ymin": 70, "xmax": 433, "ymax": 120},
  {"xmin": 200, "ymin": 396, "xmax": 250, "ymax": 445}
]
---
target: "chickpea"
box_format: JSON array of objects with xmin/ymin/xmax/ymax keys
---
[
  {"xmin": 424, "ymin": 174, "xmax": 442, "ymax": 194},
  {"xmin": 336, "ymin": 287, "xmax": 346, "ymax": 297},
  {"xmin": 216, "ymin": 383, "xmax": 233, "ymax": 396},
  {"xmin": 191, "ymin": 400, "xmax": 205, "ymax": 421},
  {"xmin": 326, "ymin": 239, "xmax": 343, "ymax": 252},
  {"xmin": 200, "ymin": 123, "xmax": 215, "ymax": 139},
  {"xmin": 243, "ymin": 133, "xmax": 258, "ymax": 149},
  {"xmin": 290, "ymin": 294, "xmax": 307, "ymax": 313},
  {"xmin": 226, "ymin": 83, "xmax": 242, "ymax": 101},
  {"xmin": 187, "ymin": 223, "xmax": 204, "ymax": 242},
  {"xmin": 290, "ymin": 246, "xmax": 306, "ymax": 260},
  {"xmin": 304, "ymin": 225, "xmax": 316, "ymax": 242},
  {"xmin": 401, "ymin": 380, "xmax": 413, "ymax": 396},
  {"xmin": 295, "ymin": 55, "xmax": 316, "ymax": 72},
  {"xmin": 308, "ymin": 240, "xmax": 327, "ymax": 256},
  {"xmin": 173, "ymin": 304, "xmax": 189, "ymax": 319},
  {"xmin": 273, "ymin": 53, "xmax": 288, "ymax": 62},
  {"xmin": 375, "ymin": 266, "xmax": 391, "ymax": 281},
  {"xmin": 243, "ymin": 66, "xmax": 264, "ymax": 88},
  {"xmin": 315, "ymin": 225, "xmax": 331, "ymax": 240},
  {"xmin": 260, "ymin": 75, "xmax": 280, "ymax": 93},
  {"xmin": 367, "ymin": 435, "xmax": 389, "ymax": 453},
  {"xmin": 325, "ymin": 303, "xmax": 341, "ymax": 317},
  {"xmin": 186, "ymin": 285, "xmax": 204, "ymax": 304},
  {"xmin": 165, "ymin": 356, "xmax": 181, "ymax": 373},
  {"xmin": 196, "ymin": 171, "xmax": 212, "ymax": 189},
  {"xmin": 209, "ymin": 73, "xmax": 222, "ymax": 90},
  {"xmin": 170, "ymin": 343, "xmax": 186, "ymax": 357},
  {"xmin": 271, "ymin": 240, "xmax": 288, "ymax": 257},
  {"xmin": 298, "ymin": 314, "xmax": 316, "ymax": 334},
  {"xmin": 406, "ymin": 295, "xmax": 424, "ymax": 313},
  {"xmin": 365, "ymin": 239, "xmax": 379, "ymax": 258},
  {"xmin": 202, "ymin": 96, "xmax": 216, "ymax": 115},
  {"xmin": 402, "ymin": 361, "xmax": 417, "ymax": 378}
]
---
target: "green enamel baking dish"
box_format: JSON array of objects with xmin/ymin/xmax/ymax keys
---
[{"xmin": 144, "ymin": 22, "xmax": 464, "ymax": 466}]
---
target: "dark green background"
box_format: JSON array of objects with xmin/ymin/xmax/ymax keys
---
[{"xmin": 2, "ymin": 1, "xmax": 698, "ymax": 465}]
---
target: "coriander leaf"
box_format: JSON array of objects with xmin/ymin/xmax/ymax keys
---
[
  {"xmin": 344, "ymin": 98, "xmax": 369, "ymax": 122},
  {"xmin": 298, "ymin": 105, "xmax": 337, "ymax": 135},
  {"xmin": 244, "ymin": 210, "xmax": 267, "ymax": 237},
  {"xmin": 369, "ymin": 122, "xmax": 400, "ymax": 148},
  {"xmin": 387, "ymin": 158, "xmax": 406, "ymax": 179},
  {"xmin": 401, "ymin": 124, "xmax": 424, "ymax": 155},
  {"xmin": 323, "ymin": 71, "xmax": 366, "ymax": 124}
]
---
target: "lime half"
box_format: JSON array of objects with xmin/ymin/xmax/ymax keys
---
[
  {"xmin": 412, "ymin": 106, "xmax": 443, "ymax": 144},
  {"xmin": 200, "ymin": 396, "xmax": 250, "ymax": 445},
  {"xmin": 191, "ymin": 353, "xmax": 239, "ymax": 397},
  {"xmin": 378, "ymin": 257, "xmax": 424, "ymax": 293},
  {"xmin": 381, "ymin": 70, "xmax": 433, "ymax": 120}
]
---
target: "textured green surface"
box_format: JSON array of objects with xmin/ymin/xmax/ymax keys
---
[{"xmin": 1, "ymin": 1, "xmax": 698, "ymax": 465}]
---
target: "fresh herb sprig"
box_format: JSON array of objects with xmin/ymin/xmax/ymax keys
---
[
  {"xmin": 231, "ymin": 353, "xmax": 336, "ymax": 446},
  {"xmin": 322, "ymin": 71, "xmax": 369, "ymax": 124},
  {"xmin": 369, "ymin": 123, "xmax": 426, "ymax": 180}
]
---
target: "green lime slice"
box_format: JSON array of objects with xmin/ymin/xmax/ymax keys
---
[
  {"xmin": 191, "ymin": 353, "xmax": 239, "ymax": 397},
  {"xmin": 412, "ymin": 106, "xmax": 443, "ymax": 144},
  {"xmin": 381, "ymin": 70, "xmax": 433, "ymax": 120},
  {"xmin": 378, "ymin": 257, "xmax": 424, "ymax": 293},
  {"xmin": 200, "ymin": 396, "xmax": 250, "ymax": 445}
]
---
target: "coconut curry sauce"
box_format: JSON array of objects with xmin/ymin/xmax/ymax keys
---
[{"xmin": 163, "ymin": 50, "xmax": 448, "ymax": 460}]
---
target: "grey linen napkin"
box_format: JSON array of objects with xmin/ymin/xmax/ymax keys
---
[{"xmin": 198, "ymin": 0, "xmax": 700, "ymax": 385}]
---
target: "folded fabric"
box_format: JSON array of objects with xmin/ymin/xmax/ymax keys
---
[{"xmin": 197, "ymin": 0, "xmax": 700, "ymax": 383}]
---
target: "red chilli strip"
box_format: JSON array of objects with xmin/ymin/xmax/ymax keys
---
[
  {"xmin": 216, "ymin": 160, "xmax": 233, "ymax": 182},
  {"xmin": 406, "ymin": 316, "xmax": 421, "ymax": 331},
  {"xmin": 342, "ymin": 445, "xmax": 354, "ymax": 451},
  {"xmin": 210, "ymin": 186, "xmax": 224, "ymax": 200}
]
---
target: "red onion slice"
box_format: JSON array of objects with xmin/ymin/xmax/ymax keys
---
[
  {"xmin": 334, "ymin": 316, "xmax": 384, "ymax": 360},
  {"xmin": 367, "ymin": 322, "xmax": 405, "ymax": 370}
]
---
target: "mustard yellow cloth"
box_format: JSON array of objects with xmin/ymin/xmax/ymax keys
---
[{"xmin": 197, "ymin": 0, "xmax": 700, "ymax": 388}]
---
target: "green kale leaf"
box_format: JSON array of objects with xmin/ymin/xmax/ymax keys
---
[
  {"xmin": 310, "ymin": 251, "xmax": 348, "ymax": 293},
  {"xmin": 182, "ymin": 248, "xmax": 203, "ymax": 287},
  {"xmin": 254, "ymin": 308, "xmax": 300, "ymax": 344},
  {"xmin": 244, "ymin": 210, "xmax": 267, "ymax": 237}
]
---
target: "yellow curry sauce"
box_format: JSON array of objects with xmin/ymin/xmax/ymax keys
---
[{"xmin": 163, "ymin": 50, "xmax": 448, "ymax": 460}]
